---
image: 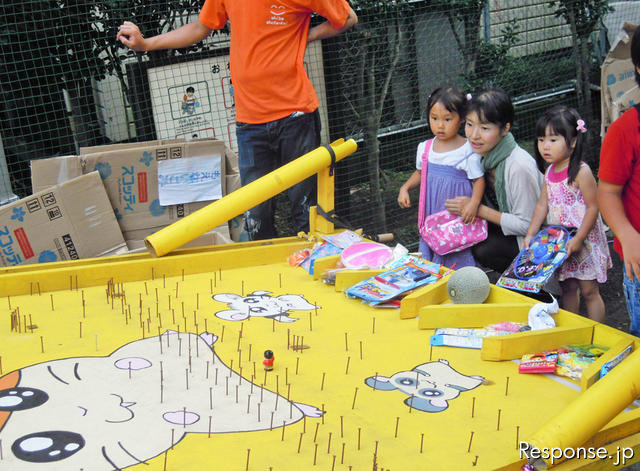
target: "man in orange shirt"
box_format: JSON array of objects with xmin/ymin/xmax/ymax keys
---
[{"xmin": 117, "ymin": 1, "xmax": 357, "ymax": 240}]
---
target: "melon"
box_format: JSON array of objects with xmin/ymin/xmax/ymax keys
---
[{"xmin": 447, "ymin": 266, "xmax": 490, "ymax": 304}]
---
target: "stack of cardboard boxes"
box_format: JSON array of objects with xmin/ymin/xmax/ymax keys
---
[
  {"xmin": 0, "ymin": 138, "xmax": 244, "ymax": 268},
  {"xmin": 601, "ymin": 22, "xmax": 640, "ymax": 135}
]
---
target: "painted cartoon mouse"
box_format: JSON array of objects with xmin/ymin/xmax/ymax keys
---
[
  {"xmin": 0, "ymin": 331, "xmax": 323, "ymax": 469},
  {"xmin": 364, "ymin": 359, "xmax": 484, "ymax": 413},
  {"xmin": 212, "ymin": 291, "xmax": 319, "ymax": 323}
]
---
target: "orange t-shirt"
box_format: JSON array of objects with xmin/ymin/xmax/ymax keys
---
[{"xmin": 199, "ymin": 0, "xmax": 350, "ymax": 124}]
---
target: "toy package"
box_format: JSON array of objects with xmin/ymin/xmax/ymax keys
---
[
  {"xmin": 601, "ymin": 345, "xmax": 632, "ymax": 378},
  {"xmin": 345, "ymin": 255, "xmax": 440, "ymax": 305},
  {"xmin": 497, "ymin": 226, "xmax": 574, "ymax": 293},
  {"xmin": 298, "ymin": 242, "xmax": 342, "ymax": 275},
  {"xmin": 556, "ymin": 344, "xmax": 608, "ymax": 380},
  {"xmin": 317, "ymin": 230, "xmax": 362, "ymax": 249},
  {"xmin": 430, "ymin": 323, "xmax": 526, "ymax": 350}
]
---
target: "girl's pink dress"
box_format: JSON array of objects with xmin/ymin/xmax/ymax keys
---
[{"xmin": 546, "ymin": 162, "xmax": 612, "ymax": 282}]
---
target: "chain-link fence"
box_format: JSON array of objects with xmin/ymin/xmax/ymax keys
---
[{"xmin": 2, "ymin": 0, "xmax": 640, "ymax": 250}]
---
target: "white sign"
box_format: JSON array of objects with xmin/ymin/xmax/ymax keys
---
[{"xmin": 157, "ymin": 155, "xmax": 222, "ymax": 206}]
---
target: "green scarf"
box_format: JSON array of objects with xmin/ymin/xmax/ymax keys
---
[{"xmin": 482, "ymin": 132, "xmax": 516, "ymax": 213}]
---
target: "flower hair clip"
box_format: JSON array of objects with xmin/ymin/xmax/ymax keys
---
[{"xmin": 576, "ymin": 119, "xmax": 587, "ymax": 133}]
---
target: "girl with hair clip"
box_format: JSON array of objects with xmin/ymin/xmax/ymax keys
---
[
  {"xmin": 444, "ymin": 88, "xmax": 544, "ymax": 273},
  {"xmin": 525, "ymin": 105, "xmax": 611, "ymax": 321},
  {"xmin": 397, "ymin": 86, "xmax": 485, "ymax": 269}
]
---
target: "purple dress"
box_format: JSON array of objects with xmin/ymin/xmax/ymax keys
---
[{"xmin": 418, "ymin": 146, "xmax": 477, "ymax": 269}]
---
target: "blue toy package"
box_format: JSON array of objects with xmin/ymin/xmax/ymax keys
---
[
  {"xmin": 300, "ymin": 241, "xmax": 342, "ymax": 275},
  {"xmin": 600, "ymin": 345, "xmax": 632, "ymax": 378},
  {"xmin": 497, "ymin": 226, "xmax": 574, "ymax": 293},
  {"xmin": 345, "ymin": 255, "xmax": 440, "ymax": 305}
]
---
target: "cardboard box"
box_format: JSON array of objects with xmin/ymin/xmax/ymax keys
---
[
  {"xmin": 601, "ymin": 23, "xmax": 638, "ymax": 134},
  {"xmin": 31, "ymin": 139, "xmax": 239, "ymax": 234},
  {"xmin": 124, "ymin": 224, "xmax": 232, "ymax": 252},
  {"xmin": 0, "ymin": 172, "xmax": 127, "ymax": 267}
]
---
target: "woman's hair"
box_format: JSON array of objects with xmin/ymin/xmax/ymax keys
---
[
  {"xmin": 533, "ymin": 105, "xmax": 585, "ymax": 184},
  {"xmin": 466, "ymin": 88, "xmax": 514, "ymax": 130},
  {"xmin": 427, "ymin": 87, "xmax": 467, "ymax": 119}
]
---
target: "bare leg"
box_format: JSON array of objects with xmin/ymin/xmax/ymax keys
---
[
  {"xmin": 579, "ymin": 279, "xmax": 606, "ymax": 323},
  {"xmin": 559, "ymin": 278, "xmax": 580, "ymax": 314}
]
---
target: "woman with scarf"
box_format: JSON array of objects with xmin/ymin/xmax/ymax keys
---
[{"xmin": 444, "ymin": 89, "xmax": 544, "ymax": 272}]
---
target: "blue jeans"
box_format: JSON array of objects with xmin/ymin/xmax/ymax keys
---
[
  {"xmin": 236, "ymin": 110, "xmax": 321, "ymax": 240},
  {"xmin": 622, "ymin": 266, "xmax": 640, "ymax": 337}
]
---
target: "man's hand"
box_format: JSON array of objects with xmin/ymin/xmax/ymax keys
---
[{"xmin": 117, "ymin": 21, "xmax": 147, "ymax": 52}]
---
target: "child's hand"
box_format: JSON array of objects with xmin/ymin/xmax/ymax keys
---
[
  {"xmin": 397, "ymin": 188, "xmax": 411, "ymax": 208},
  {"xmin": 460, "ymin": 200, "xmax": 479, "ymax": 224},
  {"xmin": 523, "ymin": 234, "xmax": 532, "ymax": 249},
  {"xmin": 565, "ymin": 237, "xmax": 584, "ymax": 257}
]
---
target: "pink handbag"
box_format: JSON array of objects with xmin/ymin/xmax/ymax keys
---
[
  {"xmin": 420, "ymin": 209, "xmax": 488, "ymax": 255},
  {"xmin": 417, "ymin": 139, "xmax": 488, "ymax": 256}
]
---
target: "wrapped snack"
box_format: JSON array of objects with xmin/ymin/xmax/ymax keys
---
[{"xmin": 555, "ymin": 345, "xmax": 608, "ymax": 380}]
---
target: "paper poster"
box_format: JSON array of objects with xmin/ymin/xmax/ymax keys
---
[{"xmin": 157, "ymin": 155, "xmax": 222, "ymax": 206}]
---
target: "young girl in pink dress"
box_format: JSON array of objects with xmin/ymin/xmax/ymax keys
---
[{"xmin": 525, "ymin": 105, "xmax": 612, "ymax": 322}]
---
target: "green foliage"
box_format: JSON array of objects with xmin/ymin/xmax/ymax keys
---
[
  {"xmin": 0, "ymin": 0, "xmax": 107, "ymax": 88},
  {"xmin": 548, "ymin": 0, "xmax": 613, "ymax": 39}
]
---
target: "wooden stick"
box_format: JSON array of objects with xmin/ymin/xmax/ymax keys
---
[
  {"xmin": 359, "ymin": 341, "xmax": 363, "ymax": 360},
  {"xmin": 471, "ymin": 397, "xmax": 476, "ymax": 418},
  {"xmin": 314, "ymin": 423, "xmax": 320, "ymax": 442},
  {"xmin": 313, "ymin": 443, "xmax": 318, "ymax": 465},
  {"xmin": 341, "ymin": 442, "xmax": 345, "ymax": 464},
  {"xmin": 358, "ymin": 428, "xmax": 361, "ymax": 450},
  {"xmin": 40, "ymin": 336, "xmax": 44, "ymax": 353},
  {"xmin": 344, "ymin": 332, "xmax": 348, "ymax": 351},
  {"xmin": 321, "ymin": 372, "xmax": 326, "ymax": 391},
  {"xmin": 505, "ymin": 376, "xmax": 510, "ymax": 396},
  {"xmin": 351, "ymin": 387, "xmax": 358, "ymax": 409},
  {"xmin": 516, "ymin": 425, "xmax": 520, "ymax": 450},
  {"xmin": 467, "ymin": 431, "xmax": 474, "ymax": 452},
  {"xmin": 345, "ymin": 357, "xmax": 350, "ymax": 375},
  {"xmin": 394, "ymin": 416, "xmax": 400, "ymax": 438},
  {"xmin": 420, "ymin": 433, "xmax": 424, "ymax": 453},
  {"xmin": 297, "ymin": 432, "xmax": 304, "ymax": 453},
  {"xmin": 497, "ymin": 409, "xmax": 502, "ymax": 430},
  {"xmin": 340, "ymin": 416, "xmax": 344, "ymax": 438},
  {"xmin": 245, "ymin": 449, "xmax": 250, "ymax": 471},
  {"xmin": 281, "ymin": 421, "xmax": 286, "ymax": 441},
  {"xmin": 327, "ymin": 432, "xmax": 332, "ymax": 453}
]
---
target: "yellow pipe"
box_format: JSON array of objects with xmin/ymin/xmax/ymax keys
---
[
  {"xmin": 523, "ymin": 347, "xmax": 640, "ymax": 468},
  {"xmin": 145, "ymin": 139, "xmax": 358, "ymax": 257}
]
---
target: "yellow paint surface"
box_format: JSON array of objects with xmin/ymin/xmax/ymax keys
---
[{"xmin": 0, "ymin": 243, "xmax": 639, "ymax": 470}]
